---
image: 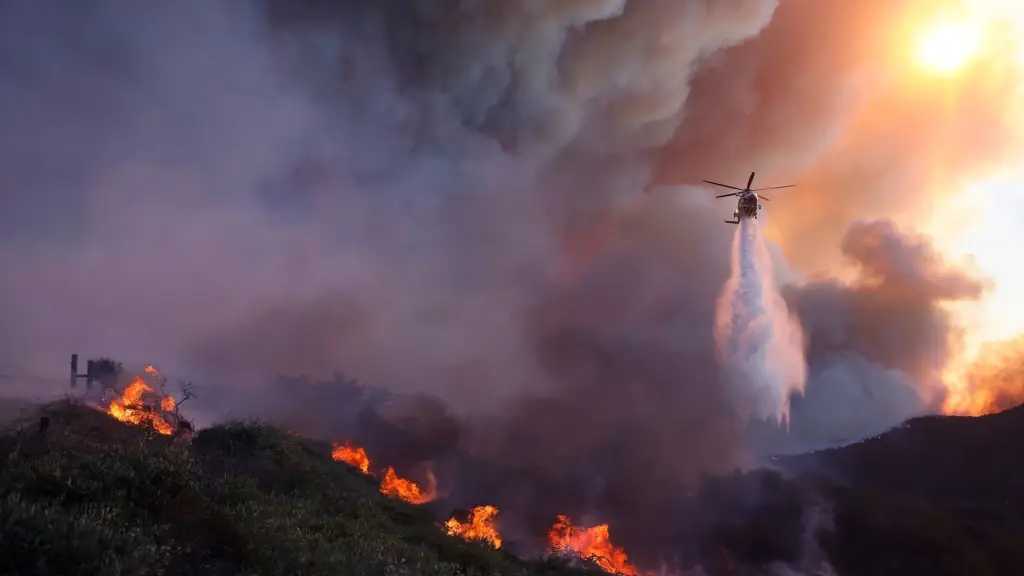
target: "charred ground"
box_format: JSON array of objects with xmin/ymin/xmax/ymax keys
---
[{"xmin": 2, "ymin": 394, "xmax": 1024, "ymax": 576}]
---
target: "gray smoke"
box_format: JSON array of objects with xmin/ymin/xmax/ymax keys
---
[{"xmin": 775, "ymin": 219, "xmax": 990, "ymax": 453}]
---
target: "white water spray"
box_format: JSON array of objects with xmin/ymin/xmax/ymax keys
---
[{"xmin": 715, "ymin": 217, "xmax": 806, "ymax": 425}]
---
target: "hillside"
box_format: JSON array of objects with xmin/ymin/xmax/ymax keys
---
[
  {"xmin": 3, "ymin": 398, "xmax": 1024, "ymax": 576},
  {"xmin": 0, "ymin": 400, "xmax": 599, "ymax": 576},
  {"xmin": 776, "ymin": 405, "xmax": 1024, "ymax": 510},
  {"xmin": 776, "ymin": 404, "xmax": 1024, "ymax": 575}
]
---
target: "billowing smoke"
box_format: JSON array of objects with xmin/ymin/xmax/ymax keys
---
[
  {"xmin": 774, "ymin": 219, "xmax": 991, "ymax": 452},
  {"xmin": 0, "ymin": 0, "xmax": 1021, "ymax": 570},
  {"xmin": 715, "ymin": 218, "xmax": 806, "ymax": 424}
]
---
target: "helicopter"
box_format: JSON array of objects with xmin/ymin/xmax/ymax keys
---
[{"xmin": 703, "ymin": 171, "xmax": 795, "ymax": 224}]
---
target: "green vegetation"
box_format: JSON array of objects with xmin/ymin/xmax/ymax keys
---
[
  {"xmin": 0, "ymin": 400, "xmax": 597, "ymax": 576},
  {"xmin": 4, "ymin": 398, "xmax": 1024, "ymax": 576}
]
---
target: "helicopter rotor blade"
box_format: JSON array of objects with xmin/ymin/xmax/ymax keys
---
[
  {"xmin": 703, "ymin": 180, "xmax": 745, "ymax": 191},
  {"xmin": 751, "ymin": 184, "xmax": 795, "ymax": 191},
  {"xmin": 716, "ymin": 193, "xmax": 739, "ymax": 198}
]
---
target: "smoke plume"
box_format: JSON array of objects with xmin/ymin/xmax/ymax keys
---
[
  {"xmin": 716, "ymin": 218, "xmax": 806, "ymax": 424},
  {"xmin": 774, "ymin": 219, "xmax": 991, "ymax": 452}
]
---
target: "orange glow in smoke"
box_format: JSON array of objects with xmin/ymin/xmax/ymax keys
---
[{"xmin": 943, "ymin": 334, "xmax": 1024, "ymax": 416}]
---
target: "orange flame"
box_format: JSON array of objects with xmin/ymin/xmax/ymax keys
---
[
  {"xmin": 943, "ymin": 335, "xmax": 1024, "ymax": 416},
  {"xmin": 547, "ymin": 514, "xmax": 640, "ymax": 576},
  {"xmin": 380, "ymin": 466, "xmax": 437, "ymax": 504},
  {"xmin": 331, "ymin": 441, "xmax": 371, "ymax": 474},
  {"xmin": 445, "ymin": 505, "xmax": 502, "ymax": 549},
  {"xmin": 160, "ymin": 396, "xmax": 176, "ymax": 411},
  {"xmin": 327, "ymin": 439, "xmax": 439, "ymax": 505},
  {"xmin": 106, "ymin": 376, "xmax": 176, "ymax": 436}
]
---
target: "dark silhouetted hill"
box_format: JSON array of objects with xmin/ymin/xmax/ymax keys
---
[
  {"xmin": 777, "ymin": 404, "xmax": 1024, "ymax": 511},
  {"xmin": 776, "ymin": 403, "xmax": 1024, "ymax": 576}
]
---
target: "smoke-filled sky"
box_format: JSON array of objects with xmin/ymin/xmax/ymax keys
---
[{"xmin": 1, "ymin": 0, "xmax": 1023, "ymax": 480}]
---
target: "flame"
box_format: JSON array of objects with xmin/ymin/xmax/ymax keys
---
[
  {"xmin": 380, "ymin": 466, "xmax": 438, "ymax": 504},
  {"xmin": 548, "ymin": 514, "xmax": 640, "ymax": 576},
  {"xmin": 160, "ymin": 396, "xmax": 176, "ymax": 411},
  {"xmin": 105, "ymin": 376, "xmax": 176, "ymax": 436},
  {"xmin": 445, "ymin": 505, "xmax": 502, "ymax": 549},
  {"xmin": 943, "ymin": 334, "xmax": 1024, "ymax": 415},
  {"xmin": 328, "ymin": 439, "xmax": 439, "ymax": 505},
  {"xmin": 331, "ymin": 441, "xmax": 371, "ymax": 474}
]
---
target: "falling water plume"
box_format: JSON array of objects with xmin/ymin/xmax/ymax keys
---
[{"xmin": 715, "ymin": 217, "xmax": 807, "ymax": 425}]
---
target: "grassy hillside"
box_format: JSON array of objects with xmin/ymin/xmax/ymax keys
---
[
  {"xmin": 0, "ymin": 396, "xmax": 48, "ymax": 429},
  {"xmin": 4, "ymin": 399, "xmax": 1024, "ymax": 576},
  {"xmin": 0, "ymin": 400, "xmax": 597, "ymax": 576}
]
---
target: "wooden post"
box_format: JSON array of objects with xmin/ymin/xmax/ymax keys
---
[{"xmin": 70, "ymin": 354, "xmax": 78, "ymax": 388}]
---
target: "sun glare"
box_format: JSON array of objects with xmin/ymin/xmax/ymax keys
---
[
  {"xmin": 931, "ymin": 178, "xmax": 1024, "ymax": 376},
  {"xmin": 915, "ymin": 18, "xmax": 982, "ymax": 74}
]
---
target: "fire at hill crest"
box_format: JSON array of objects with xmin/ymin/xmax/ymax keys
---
[
  {"xmin": 97, "ymin": 365, "xmax": 191, "ymax": 438},
  {"xmin": 329, "ymin": 437, "xmax": 639, "ymax": 573}
]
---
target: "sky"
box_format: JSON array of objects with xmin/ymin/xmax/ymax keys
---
[
  {"xmin": 938, "ymin": 178, "xmax": 1024, "ymax": 347},
  {"xmin": 926, "ymin": 0, "xmax": 1024, "ymax": 316},
  {"xmin": 917, "ymin": 0, "xmax": 1024, "ymax": 413}
]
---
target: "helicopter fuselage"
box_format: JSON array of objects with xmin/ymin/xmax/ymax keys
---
[{"xmin": 732, "ymin": 191, "xmax": 762, "ymax": 221}]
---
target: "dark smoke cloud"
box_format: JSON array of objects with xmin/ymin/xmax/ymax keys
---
[
  {"xmin": 0, "ymin": 0, "xmax": 1018, "ymax": 569},
  {"xmin": 775, "ymin": 219, "xmax": 989, "ymax": 451}
]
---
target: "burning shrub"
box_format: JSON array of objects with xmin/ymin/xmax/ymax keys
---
[
  {"xmin": 331, "ymin": 441, "xmax": 371, "ymax": 473},
  {"xmin": 95, "ymin": 364, "xmax": 193, "ymax": 438},
  {"xmin": 548, "ymin": 514, "xmax": 642, "ymax": 576},
  {"xmin": 445, "ymin": 505, "xmax": 503, "ymax": 549}
]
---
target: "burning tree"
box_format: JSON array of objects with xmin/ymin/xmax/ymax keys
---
[{"xmin": 101, "ymin": 364, "xmax": 194, "ymax": 438}]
